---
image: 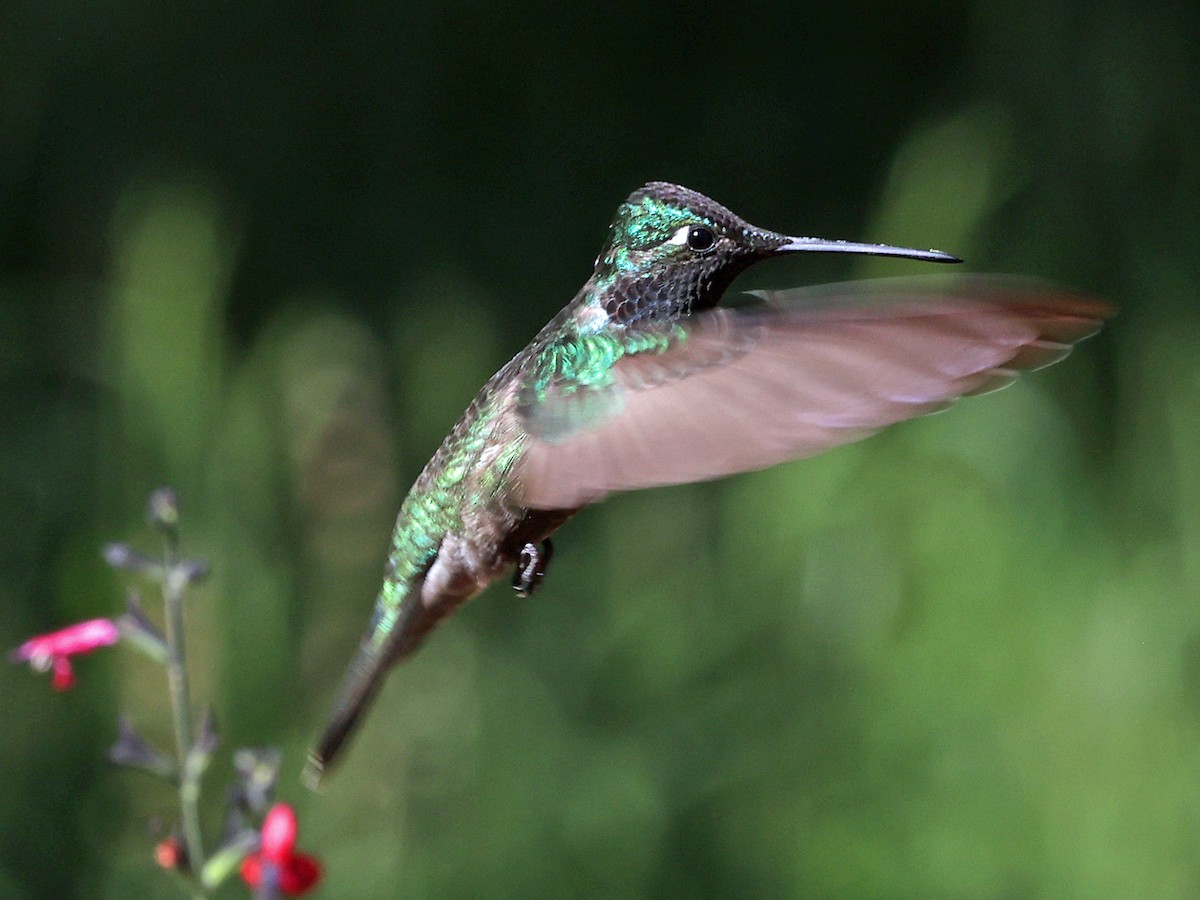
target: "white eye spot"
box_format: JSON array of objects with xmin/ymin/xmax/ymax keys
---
[
  {"xmin": 665, "ymin": 224, "xmax": 718, "ymax": 253},
  {"xmin": 666, "ymin": 225, "xmax": 692, "ymax": 246}
]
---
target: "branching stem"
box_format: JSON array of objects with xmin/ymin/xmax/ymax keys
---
[{"xmin": 161, "ymin": 529, "xmax": 208, "ymax": 898}]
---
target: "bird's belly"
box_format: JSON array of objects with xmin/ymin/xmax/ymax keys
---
[{"xmin": 419, "ymin": 533, "xmax": 503, "ymax": 611}]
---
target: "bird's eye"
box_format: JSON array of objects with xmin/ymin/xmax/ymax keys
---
[{"xmin": 686, "ymin": 225, "xmax": 716, "ymax": 253}]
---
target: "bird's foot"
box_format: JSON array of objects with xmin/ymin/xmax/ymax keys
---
[{"xmin": 512, "ymin": 539, "xmax": 554, "ymax": 597}]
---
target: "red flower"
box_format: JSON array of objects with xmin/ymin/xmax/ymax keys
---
[
  {"xmin": 154, "ymin": 837, "xmax": 187, "ymax": 872},
  {"xmin": 240, "ymin": 804, "xmax": 322, "ymax": 896},
  {"xmin": 10, "ymin": 618, "xmax": 121, "ymax": 690}
]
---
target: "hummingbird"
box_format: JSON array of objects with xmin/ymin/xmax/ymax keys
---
[{"xmin": 305, "ymin": 181, "xmax": 1108, "ymax": 786}]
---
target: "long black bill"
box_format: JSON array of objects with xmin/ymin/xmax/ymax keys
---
[{"xmin": 777, "ymin": 236, "xmax": 961, "ymax": 264}]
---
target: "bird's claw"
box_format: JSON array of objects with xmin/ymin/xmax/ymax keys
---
[{"xmin": 513, "ymin": 539, "xmax": 554, "ymax": 597}]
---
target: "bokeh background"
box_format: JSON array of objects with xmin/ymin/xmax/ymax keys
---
[{"xmin": 3, "ymin": 1, "xmax": 1199, "ymax": 897}]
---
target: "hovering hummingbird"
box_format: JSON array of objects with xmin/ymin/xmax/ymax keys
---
[{"xmin": 306, "ymin": 182, "xmax": 1108, "ymax": 785}]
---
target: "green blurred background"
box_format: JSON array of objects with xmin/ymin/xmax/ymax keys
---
[{"xmin": 3, "ymin": 1, "xmax": 1199, "ymax": 897}]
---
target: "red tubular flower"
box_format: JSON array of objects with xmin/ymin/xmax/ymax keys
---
[
  {"xmin": 154, "ymin": 837, "xmax": 187, "ymax": 871},
  {"xmin": 9, "ymin": 618, "xmax": 121, "ymax": 690},
  {"xmin": 240, "ymin": 803, "xmax": 322, "ymax": 896}
]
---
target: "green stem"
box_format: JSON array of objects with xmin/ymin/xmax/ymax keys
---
[{"xmin": 161, "ymin": 534, "xmax": 208, "ymax": 896}]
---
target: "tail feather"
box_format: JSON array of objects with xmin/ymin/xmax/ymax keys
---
[{"xmin": 304, "ymin": 583, "xmax": 426, "ymax": 789}]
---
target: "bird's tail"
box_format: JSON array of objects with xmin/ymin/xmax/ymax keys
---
[{"xmin": 303, "ymin": 582, "xmax": 426, "ymax": 789}]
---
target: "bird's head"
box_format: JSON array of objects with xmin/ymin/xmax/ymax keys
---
[{"xmin": 591, "ymin": 182, "xmax": 959, "ymax": 324}]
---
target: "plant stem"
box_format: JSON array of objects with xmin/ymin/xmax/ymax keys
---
[
  {"xmin": 257, "ymin": 866, "xmax": 282, "ymax": 900},
  {"xmin": 161, "ymin": 532, "xmax": 208, "ymax": 895}
]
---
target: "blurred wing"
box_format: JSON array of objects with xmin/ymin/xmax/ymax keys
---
[{"xmin": 513, "ymin": 276, "xmax": 1111, "ymax": 510}]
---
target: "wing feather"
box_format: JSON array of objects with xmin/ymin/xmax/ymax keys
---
[{"xmin": 513, "ymin": 277, "xmax": 1109, "ymax": 510}]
